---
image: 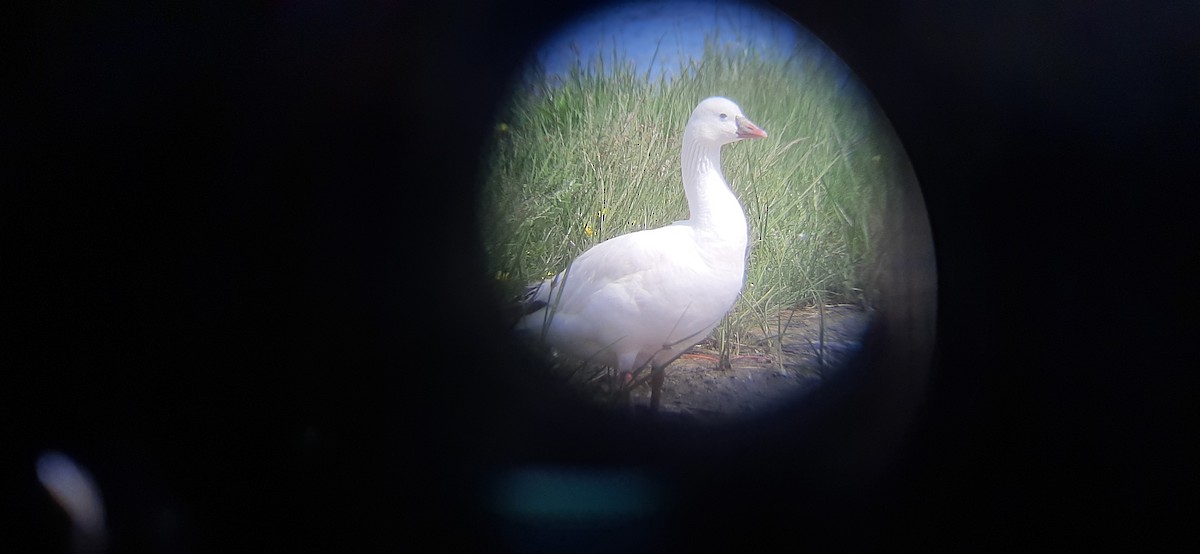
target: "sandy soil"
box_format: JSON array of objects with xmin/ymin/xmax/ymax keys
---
[{"xmin": 544, "ymin": 304, "xmax": 873, "ymax": 423}]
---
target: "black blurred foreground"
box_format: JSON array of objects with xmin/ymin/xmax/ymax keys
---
[{"xmin": 4, "ymin": 1, "xmax": 1195, "ymax": 551}]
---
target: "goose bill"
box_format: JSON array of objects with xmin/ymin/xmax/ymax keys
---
[{"xmin": 735, "ymin": 116, "xmax": 768, "ymax": 139}]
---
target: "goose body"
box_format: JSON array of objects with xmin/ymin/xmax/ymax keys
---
[{"xmin": 518, "ymin": 97, "xmax": 767, "ymax": 408}]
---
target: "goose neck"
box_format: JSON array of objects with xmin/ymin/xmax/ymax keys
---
[{"xmin": 681, "ymin": 136, "xmax": 745, "ymax": 233}]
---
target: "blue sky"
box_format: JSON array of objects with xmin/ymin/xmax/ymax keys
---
[{"xmin": 534, "ymin": 0, "xmax": 813, "ymax": 83}]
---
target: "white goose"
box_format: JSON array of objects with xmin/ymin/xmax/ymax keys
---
[{"xmin": 518, "ymin": 97, "xmax": 767, "ymax": 411}]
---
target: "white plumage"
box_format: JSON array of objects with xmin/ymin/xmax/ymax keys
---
[{"xmin": 518, "ymin": 97, "xmax": 767, "ymax": 410}]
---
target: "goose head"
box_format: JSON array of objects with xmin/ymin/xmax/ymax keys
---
[{"xmin": 686, "ymin": 96, "xmax": 769, "ymax": 145}]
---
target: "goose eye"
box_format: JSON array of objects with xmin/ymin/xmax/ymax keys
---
[{"xmin": 719, "ymin": 113, "xmax": 728, "ymax": 120}]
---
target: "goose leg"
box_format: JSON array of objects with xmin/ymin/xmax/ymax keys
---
[
  {"xmin": 614, "ymin": 353, "xmax": 638, "ymax": 408},
  {"xmin": 612, "ymin": 370, "xmax": 634, "ymax": 407},
  {"xmin": 649, "ymin": 364, "xmax": 666, "ymax": 412}
]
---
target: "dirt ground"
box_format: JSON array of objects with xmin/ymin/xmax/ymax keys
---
[{"xmin": 546, "ymin": 304, "xmax": 873, "ymax": 423}]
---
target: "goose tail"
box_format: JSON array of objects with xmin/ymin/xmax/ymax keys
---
[{"xmin": 507, "ymin": 278, "xmax": 552, "ymax": 331}]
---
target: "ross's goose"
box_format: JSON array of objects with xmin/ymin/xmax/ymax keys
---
[{"xmin": 517, "ymin": 97, "xmax": 767, "ymax": 411}]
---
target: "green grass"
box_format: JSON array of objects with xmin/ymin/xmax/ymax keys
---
[{"xmin": 479, "ymin": 35, "xmax": 899, "ymax": 360}]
